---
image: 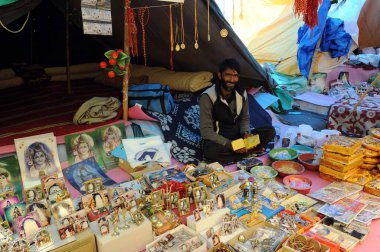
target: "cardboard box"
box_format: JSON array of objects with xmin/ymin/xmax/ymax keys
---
[
  {"xmin": 118, "ymin": 158, "xmax": 164, "ymax": 178},
  {"xmin": 282, "ymin": 233, "xmax": 330, "ymax": 252}
]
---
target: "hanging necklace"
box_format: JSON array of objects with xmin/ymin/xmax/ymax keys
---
[
  {"xmin": 207, "ymin": 0, "xmax": 210, "ymax": 41},
  {"xmin": 169, "ymin": 4, "xmax": 173, "ymax": 52},
  {"xmin": 138, "ymin": 7, "xmax": 149, "ymax": 66},
  {"xmin": 180, "ymin": 3, "xmax": 185, "ymax": 49},
  {"xmin": 127, "ymin": 8, "xmax": 138, "ymax": 57},
  {"xmin": 174, "ymin": 5, "xmax": 180, "ymax": 51},
  {"xmin": 194, "ymin": 0, "xmax": 199, "ymax": 49}
]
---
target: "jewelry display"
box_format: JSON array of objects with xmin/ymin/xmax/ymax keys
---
[
  {"xmin": 138, "ymin": 6, "xmax": 150, "ymax": 66},
  {"xmin": 240, "ymin": 180, "xmax": 252, "ymax": 207},
  {"xmin": 180, "ymin": 3, "xmax": 185, "ymax": 49},
  {"xmin": 193, "ymin": 0, "xmax": 199, "ymax": 49}
]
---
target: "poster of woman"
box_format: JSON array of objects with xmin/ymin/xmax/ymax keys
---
[
  {"xmin": 96, "ymin": 123, "xmax": 126, "ymax": 170},
  {"xmin": 0, "ymin": 155, "xmax": 23, "ymax": 201},
  {"xmin": 4, "ymin": 203, "xmax": 26, "ymax": 226},
  {"xmin": 64, "ymin": 132, "xmax": 104, "ymax": 168},
  {"xmin": 63, "ymin": 157, "xmax": 116, "ymax": 194},
  {"xmin": 14, "ymin": 133, "xmax": 63, "ymax": 190}
]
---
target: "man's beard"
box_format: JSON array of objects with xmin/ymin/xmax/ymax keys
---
[{"xmin": 221, "ymin": 79, "xmax": 237, "ymax": 92}]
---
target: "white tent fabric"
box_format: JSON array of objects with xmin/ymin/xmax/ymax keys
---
[{"xmin": 216, "ymin": 0, "xmax": 367, "ymax": 76}]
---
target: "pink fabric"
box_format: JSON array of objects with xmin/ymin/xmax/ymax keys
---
[
  {"xmin": 128, "ymin": 105, "xmax": 158, "ymax": 121},
  {"xmin": 325, "ymin": 65, "xmax": 378, "ymax": 88}
]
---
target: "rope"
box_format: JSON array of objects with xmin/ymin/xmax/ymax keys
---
[{"xmin": 0, "ymin": 12, "xmax": 30, "ymax": 34}]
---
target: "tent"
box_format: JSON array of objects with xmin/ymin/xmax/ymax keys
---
[{"xmin": 0, "ymin": 0, "xmax": 270, "ymax": 89}]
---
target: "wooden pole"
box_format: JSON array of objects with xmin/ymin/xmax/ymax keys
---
[
  {"xmin": 123, "ymin": 1, "xmax": 131, "ymax": 121},
  {"xmin": 65, "ymin": 0, "xmax": 71, "ymax": 94},
  {"xmin": 351, "ymin": 74, "xmax": 380, "ymax": 112}
]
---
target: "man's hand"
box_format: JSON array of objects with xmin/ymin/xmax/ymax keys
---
[
  {"xmin": 235, "ymin": 147, "xmax": 247, "ymax": 154},
  {"xmin": 243, "ymin": 133, "xmax": 253, "ymax": 139}
]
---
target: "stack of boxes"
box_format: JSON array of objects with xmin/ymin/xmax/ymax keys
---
[{"xmin": 319, "ymin": 136, "xmax": 363, "ymax": 181}]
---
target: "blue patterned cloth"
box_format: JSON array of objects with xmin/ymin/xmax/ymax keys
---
[{"xmin": 146, "ymin": 93, "xmax": 203, "ymax": 164}]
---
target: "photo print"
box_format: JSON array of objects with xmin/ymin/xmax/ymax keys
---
[
  {"xmin": 0, "ymin": 155, "xmax": 23, "ymax": 201},
  {"xmin": 14, "ymin": 212, "xmax": 42, "ymax": 240},
  {"xmin": 81, "ymin": 189, "xmax": 110, "ymax": 213},
  {"xmin": 84, "ymin": 178, "xmax": 104, "ymax": 195},
  {"xmin": 50, "ymin": 198, "xmax": 75, "ymax": 219},
  {"xmin": 63, "ymin": 157, "xmax": 116, "ymax": 194},
  {"xmin": 11, "ymin": 238, "xmax": 29, "ymax": 252},
  {"xmin": 64, "ymin": 132, "xmax": 104, "ymax": 167},
  {"xmin": 4, "ymin": 202, "xmax": 26, "ymax": 226},
  {"xmin": 0, "ymin": 195, "xmax": 20, "ymax": 219},
  {"xmin": 14, "ymin": 133, "xmax": 63, "ymax": 190},
  {"xmin": 26, "ymin": 199, "xmax": 51, "ymax": 227},
  {"xmin": 34, "ymin": 228, "xmax": 54, "ymax": 251},
  {"xmin": 98, "ymin": 216, "xmax": 110, "ymax": 236},
  {"xmin": 44, "ymin": 177, "xmax": 66, "ymax": 196},
  {"xmin": 96, "ymin": 123, "xmax": 126, "ymax": 170},
  {"xmin": 24, "ymin": 185, "xmax": 45, "ymax": 204}
]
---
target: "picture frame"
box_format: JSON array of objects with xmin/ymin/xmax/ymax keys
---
[
  {"xmin": 81, "ymin": 189, "xmax": 110, "ymax": 213},
  {"xmin": 193, "ymin": 185, "xmax": 207, "ymax": 209},
  {"xmin": 14, "ymin": 133, "xmax": 63, "ymax": 190},
  {"xmin": 84, "ymin": 178, "xmax": 104, "ymax": 194},
  {"xmin": 0, "ymin": 155, "xmax": 23, "ymax": 201},
  {"xmin": 50, "ymin": 198, "xmax": 75, "ymax": 219},
  {"xmin": 98, "ymin": 216, "xmax": 110, "ymax": 236},
  {"xmin": 4, "ymin": 202, "xmax": 26, "ymax": 226},
  {"xmin": 58, "ymin": 224, "xmax": 75, "ymax": 240},
  {"xmin": 26, "ymin": 199, "xmax": 51, "ymax": 227},
  {"xmin": 48, "ymin": 189, "xmax": 71, "ymax": 204},
  {"xmin": 34, "ymin": 228, "xmax": 54, "ymax": 251},
  {"xmin": 40, "ymin": 173, "xmax": 59, "ymax": 190},
  {"xmin": 11, "ymin": 238, "xmax": 30, "ymax": 252},
  {"xmin": 24, "ymin": 185, "xmax": 45, "ymax": 204},
  {"xmin": 14, "ymin": 212, "xmax": 41, "ymax": 239},
  {"xmin": 44, "ymin": 177, "xmax": 66, "ymax": 196},
  {"xmin": 131, "ymin": 210, "xmax": 144, "ymax": 225},
  {"xmin": 168, "ymin": 192, "xmax": 179, "ymax": 209},
  {"xmin": 71, "ymin": 209, "xmax": 89, "ymax": 233},
  {"xmin": 185, "ymin": 182, "xmax": 198, "ymax": 204},
  {"xmin": 216, "ymin": 194, "xmax": 226, "ymax": 209},
  {"xmin": 193, "ymin": 209, "xmax": 201, "ymax": 222},
  {"xmin": 151, "ymin": 189, "xmax": 164, "ymax": 205},
  {"xmin": 178, "ymin": 198, "xmax": 190, "ymax": 216},
  {"xmin": 0, "ymin": 195, "xmax": 19, "ymax": 219}
]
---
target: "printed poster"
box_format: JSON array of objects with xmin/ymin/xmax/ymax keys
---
[
  {"xmin": 0, "ymin": 155, "xmax": 23, "ymax": 201},
  {"xmin": 81, "ymin": 0, "xmax": 112, "ymax": 35}
]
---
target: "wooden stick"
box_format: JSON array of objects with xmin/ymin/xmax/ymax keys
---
[
  {"xmin": 123, "ymin": 1, "xmax": 131, "ymax": 121},
  {"xmin": 352, "ymin": 74, "xmax": 380, "ymax": 112}
]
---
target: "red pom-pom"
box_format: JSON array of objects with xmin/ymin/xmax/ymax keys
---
[
  {"xmin": 116, "ymin": 49, "xmax": 123, "ymax": 53},
  {"xmin": 109, "ymin": 59, "xmax": 116, "ymax": 66},
  {"xmin": 99, "ymin": 61, "xmax": 107, "ymax": 69},
  {"xmin": 108, "ymin": 71, "xmax": 116, "ymax": 78},
  {"xmin": 118, "ymin": 65, "xmax": 125, "ymax": 70},
  {"xmin": 111, "ymin": 51, "xmax": 119, "ymax": 59}
]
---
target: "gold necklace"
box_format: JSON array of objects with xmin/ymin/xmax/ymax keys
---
[
  {"xmin": 207, "ymin": 0, "xmax": 210, "ymax": 41},
  {"xmin": 194, "ymin": 0, "xmax": 199, "ymax": 49},
  {"xmin": 169, "ymin": 4, "xmax": 173, "ymax": 52},
  {"xmin": 180, "ymin": 3, "xmax": 185, "ymax": 49},
  {"xmin": 174, "ymin": 5, "xmax": 180, "ymax": 51}
]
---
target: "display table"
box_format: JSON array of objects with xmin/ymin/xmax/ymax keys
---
[
  {"xmin": 90, "ymin": 215, "xmax": 153, "ymax": 252},
  {"xmin": 52, "ymin": 229, "xmax": 96, "ymax": 252}
]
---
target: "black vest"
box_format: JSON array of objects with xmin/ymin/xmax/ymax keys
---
[{"xmin": 202, "ymin": 82, "xmax": 247, "ymax": 140}]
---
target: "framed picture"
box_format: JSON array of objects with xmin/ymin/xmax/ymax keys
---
[
  {"xmin": 73, "ymin": 211, "xmax": 89, "ymax": 233},
  {"xmin": 0, "ymin": 195, "xmax": 19, "ymax": 219},
  {"xmin": 96, "ymin": 123, "xmax": 126, "ymax": 170},
  {"xmin": 40, "ymin": 173, "xmax": 59, "ymax": 189},
  {"xmin": 14, "ymin": 133, "xmax": 63, "ymax": 190},
  {"xmin": 34, "ymin": 228, "xmax": 54, "ymax": 251},
  {"xmin": 44, "ymin": 177, "xmax": 66, "ymax": 196},
  {"xmin": 24, "ymin": 185, "xmax": 45, "ymax": 204},
  {"xmin": 48, "ymin": 189, "xmax": 71, "ymax": 204},
  {"xmin": 169, "ymin": 192, "xmax": 179, "ymax": 209},
  {"xmin": 11, "ymin": 238, "xmax": 29, "ymax": 252},
  {"xmin": 178, "ymin": 198, "xmax": 190, "ymax": 216},
  {"xmin": 107, "ymin": 186, "xmax": 125, "ymax": 200},
  {"xmin": 56, "ymin": 215, "xmax": 75, "ymax": 230},
  {"xmin": 206, "ymin": 199, "xmax": 215, "ymax": 212},
  {"xmin": 4, "ymin": 202, "xmax": 26, "ymax": 226},
  {"xmin": 50, "ymin": 198, "xmax": 75, "ymax": 219},
  {"xmin": 131, "ymin": 210, "xmax": 144, "ymax": 225},
  {"xmin": 0, "ymin": 155, "xmax": 23, "ymax": 201},
  {"xmin": 151, "ymin": 189, "xmax": 164, "ymax": 205},
  {"xmin": 193, "ymin": 209, "xmax": 201, "ymax": 222},
  {"xmin": 14, "ymin": 212, "xmax": 41, "ymax": 239},
  {"xmin": 193, "ymin": 185, "xmax": 207, "ymax": 209},
  {"xmin": 64, "ymin": 132, "xmax": 102, "ymax": 165},
  {"xmin": 185, "ymin": 182, "xmax": 198, "ymax": 204},
  {"xmin": 63, "ymin": 157, "xmax": 115, "ymax": 194},
  {"xmin": 208, "ymin": 172, "xmax": 220, "ymax": 188},
  {"xmin": 216, "ymin": 194, "xmax": 226, "ymax": 209},
  {"xmin": 26, "ymin": 199, "xmax": 51, "ymax": 227},
  {"xmin": 58, "ymin": 224, "xmax": 75, "ymax": 240},
  {"xmin": 98, "ymin": 216, "xmax": 109, "ymax": 236},
  {"xmin": 84, "ymin": 178, "xmax": 104, "ymax": 195},
  {"xmin": 81, "ymin": 189, "xmax": 110, "ymax": 213}
]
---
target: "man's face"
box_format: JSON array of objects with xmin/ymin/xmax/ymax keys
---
[{"xmin": 218, "ymin": 68, "xmax": 239, "ymax": 92}]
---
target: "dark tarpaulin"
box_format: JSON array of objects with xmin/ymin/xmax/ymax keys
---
[
  {"xmin": 50, "ymin": 0, "xmax": 270, "ymax": 90},
  {"xmin": 0, "ymin": 0, "xmax": 41, "ymax": 24}
]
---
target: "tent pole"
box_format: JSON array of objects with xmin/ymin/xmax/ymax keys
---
[
  {"xmin": 122, "ymin": 1, "xmax": 131, "ymax": 121},
  {"xmin": 65, "ymin": 0, "xmax": 71, "ymax": 94}
]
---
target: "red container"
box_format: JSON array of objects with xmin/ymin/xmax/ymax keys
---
[
  {"xmin": 298, "ymin": 153, "xmax": 319, "ymax": 171},
  {"xmin": 283, "ymin": 175, "xmax": 312, "ymax": 194}
]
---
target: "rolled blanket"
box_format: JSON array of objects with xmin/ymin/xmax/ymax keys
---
[{"xmin": 73, "ymin": 97, "xmax": 121, "ymax": 124}]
